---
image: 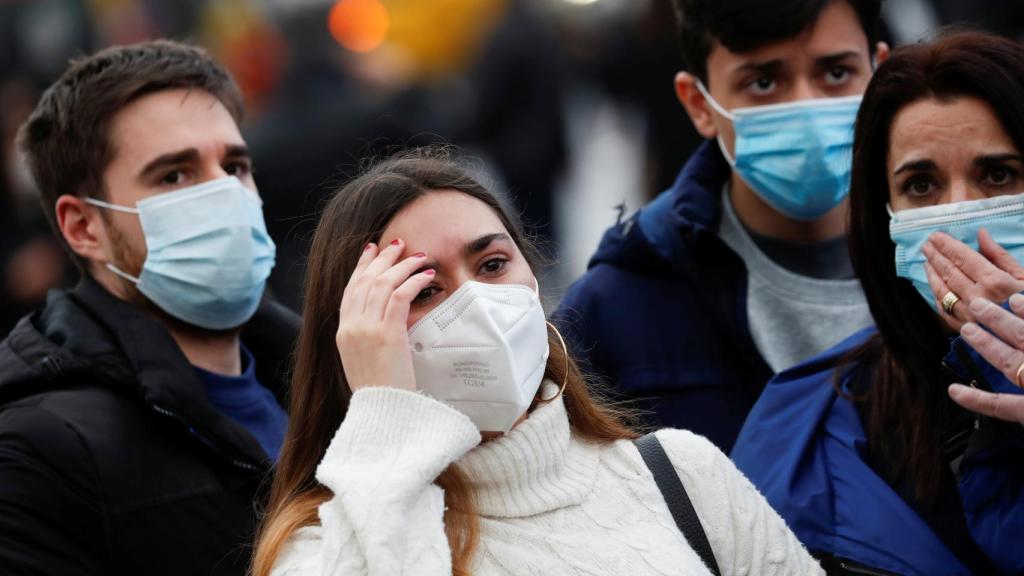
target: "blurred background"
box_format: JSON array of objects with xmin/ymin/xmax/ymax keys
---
[{"xmin": 1, "ymin": 0, "xmax": 1022, "ymax": 332}]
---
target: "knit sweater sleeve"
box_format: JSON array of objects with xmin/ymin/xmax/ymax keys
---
[
  {"xmin": 654, "ymin": 429, "xmax": 824, "ymax": 576},
  {"xmin": 271, "ymin": 387, "xmax": 481, "ymax": 576}
]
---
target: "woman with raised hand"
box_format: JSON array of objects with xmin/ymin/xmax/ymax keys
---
[
  {"xmin": 732, "ymin": 30, "xmax": 1024, "ymax": 576},
  {"xmin": 251, "ymin": 149, "xmax": 821, "ymax": 576}
]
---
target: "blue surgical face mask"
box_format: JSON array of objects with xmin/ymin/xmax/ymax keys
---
[
  {"xmin": 889, "ymin": 192, "xmax": 1024, "ymax": 310},
  {"xmin": 697, "ymin": 82, "xmax": 861, "ymax": 221},
  {"xmin": 86, "ymin": 176, "xmax": 276, "ymax": 330}
]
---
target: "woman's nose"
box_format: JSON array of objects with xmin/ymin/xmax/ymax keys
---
[{"xmin": 946, "ymin": 180, "xmax": 985, "ymax": 203}]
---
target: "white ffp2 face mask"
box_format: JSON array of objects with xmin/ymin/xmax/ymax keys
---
[{"xmin": 407, "ymin": 279, "xmax": 550, "ymax": 433}]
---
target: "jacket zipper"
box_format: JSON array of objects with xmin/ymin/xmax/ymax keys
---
[{"xmin": 149, "ymin": 403, "xmax": 260, "ymax": 472}]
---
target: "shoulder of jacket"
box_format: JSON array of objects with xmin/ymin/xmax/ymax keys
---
[
  {"xmin": 0, "ymin": 401, "xmax": 97, "ymax": 468},
  {"xmin": 1, "ymin": 384, "xmax": 134, "ymax": 444}
]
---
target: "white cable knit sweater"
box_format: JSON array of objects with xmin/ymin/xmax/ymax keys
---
[{"xmin": 271, "ymin": 385, "xmax": 823, "ymax": 576}]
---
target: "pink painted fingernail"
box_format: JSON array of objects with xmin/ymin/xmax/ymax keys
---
[
  {"xmin": 363, "ymin": 243, "xmax": 374, "ymax": 251},
  {"xmin": 390, "ymin": 238, "xmax": 401, "ymax": 246},
  {"xmin": 412, "ymin": 252, "xmax": 426, "ymax": 258},
  {"xmin": 424, "ymin": 269, "xmax": 436, "ymax": 276}
]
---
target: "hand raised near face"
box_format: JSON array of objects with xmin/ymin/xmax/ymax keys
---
[
  {"xmin": 923, "ymin": 230, "xmax": 1024, "ymax": 331},
  {"xmin": 951, "ymin": 294, "xmax": 1024, "ymax": 423},
  {"xmin": 336, "ymin": 239, "xmax": 434, "ymax": 393}
]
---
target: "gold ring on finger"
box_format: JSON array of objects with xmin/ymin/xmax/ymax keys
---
[{"xmin": 941, "ymin": 291, "xmax": 961, "ymax": 315}]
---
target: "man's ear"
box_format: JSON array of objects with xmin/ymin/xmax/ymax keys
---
[
  {"xmin": 55, "ymin": 194, "xmax": 109, "ymax": 264},
  {"xmin": 874, "ymin": 41, "xmax": 891, "ymax": 68},
  {"xmin": 675, "ymin": 71, "xmax": 718, "ymax": 139}
]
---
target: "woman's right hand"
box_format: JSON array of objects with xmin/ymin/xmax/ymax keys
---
[
  {"xmin": 336, "ymin": 239, "xmax": 435, "ymax": 392},
  {"xmin": 951, "ymin": 293, "xmax": 1024, "ymax": 422}
]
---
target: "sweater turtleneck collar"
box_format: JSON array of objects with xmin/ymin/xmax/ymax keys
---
[{"xmin": 457, "ymin": 382, "xmax": 601, "ymax": 518}]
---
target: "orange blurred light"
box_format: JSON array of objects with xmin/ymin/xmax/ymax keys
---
[{"xmin": 328, "ymin": 0, "xmax": 390, "ymax": 53}]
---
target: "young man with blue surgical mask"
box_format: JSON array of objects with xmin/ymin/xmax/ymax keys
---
[
  {"xmin": 555, "ymin": 0, "xmax": 888, "ymax": 452},
  {"xmin": 0, "ymin": 41, "xmax": 297, "ymax": 575}
]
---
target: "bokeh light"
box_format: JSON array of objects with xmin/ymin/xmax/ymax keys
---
[{"xmin": 328, "ymin": 0, "xmax": 390, "ymax": 53}]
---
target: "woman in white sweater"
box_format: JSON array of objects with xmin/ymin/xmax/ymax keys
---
[{"xmin": 253, "ymin": 149, "xmax": 822, "ymax": 576}]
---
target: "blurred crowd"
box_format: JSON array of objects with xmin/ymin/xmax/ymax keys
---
[
  {"xmin": 0, "ymin": 0, "xmax": 686, "ymax": 324},
  {"xmin": 3, "ymin": 0, "xmax": 1024, "ymax": 330}
]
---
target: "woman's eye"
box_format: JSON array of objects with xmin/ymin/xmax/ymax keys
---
[
  {"xmin": 902, "ymin": 176, "xmax": 937, "ymax": 197},
  {"xmin": 479, "ymin": 258, "xmax": 508, "ymax": 275},
  {"xmin": 412, "ymin": 286, "xmax": 439, "ymax": 305},
  {"xmin": 748, "ymin": 76, "xmax": 776, "ymax": 96},
  {"xmin": 983, "ymin": 166, "xmax": 1017, "ymax": 187},
  {"xmin": 824, "ymin": 65, "xmax": 851, "ymax": 86}
]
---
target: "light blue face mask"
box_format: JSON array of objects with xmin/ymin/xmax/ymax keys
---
[
  {"xmin": 697, "ymin": 82, "xmax": 861, "ymax": 221},
  {"xmin": 86, "ymin": 176, "xmax": 276, "ymax": 330},
  {"xmin": 889, "ymin": 192, "xmax": 1024, "ymax": 310}
]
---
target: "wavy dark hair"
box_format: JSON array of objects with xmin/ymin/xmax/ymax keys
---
[{"xmin": 846, "ymin": 30, "xmax": 1024, "ymax": 504}]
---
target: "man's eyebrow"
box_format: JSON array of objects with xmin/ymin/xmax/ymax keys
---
[
  {"xmin": 814, "ymin": 51, "xmax": 862, "ymax": 68},
  {"xmin": 224, "ymin": 144, "xmax": 250, "ymax": 159},
  {"xmin": 894, "ymin": 159, "xmax": 937, "ymax": 176},
  {"xmin": 463, "ymin": 233, "xmax": 511, "ymax": 257},
  {"xmin": 732, "ymin": 59, "xmax": 785, "ymax": 78},
  {"xmin": 138, "ymin": 148, "xmax": 199, "ymax": 181}
]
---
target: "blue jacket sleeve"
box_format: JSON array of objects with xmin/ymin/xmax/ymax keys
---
[{"xmin": 954, "ymin": 339, "xmax": 1024, "ymax": 574}]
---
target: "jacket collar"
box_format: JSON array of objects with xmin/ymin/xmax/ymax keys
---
[
  {"xmin": 584, "ymin": 140, "xmax": 734, "ymax": 275},
  {"xmin": 2, "ymin": 275, "xmax": 299, "ymax": 470},
  {"xmin": 635, "ymin": 140, "xmax": 732, "ymax": 266},
  {"xmin": 732, "ymin": 327, "xmax": 972, "ymax": 576}
]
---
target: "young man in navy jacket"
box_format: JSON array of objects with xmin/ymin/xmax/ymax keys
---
[{"xmin": 555, "ymin": 0, "xmax": 888, "ymax": 451}]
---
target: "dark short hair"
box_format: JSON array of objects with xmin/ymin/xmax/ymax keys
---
[
  {"xmin": 847, "ymin": 30, "xmax": 1024, "ymax": 504},
  {"xmin": 17, "ymin": 39, "xmax": 244, "ymax": 269},
  {"xmin": 672, "ymin": 0, "xmax": 884, "ymax": 84}
]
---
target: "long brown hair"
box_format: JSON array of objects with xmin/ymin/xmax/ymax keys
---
[
  {"xmin": 846, "ymin": 30, "xmax": 1024, "ymax": 504},
  {"xmin": 252, "ymin": 148, "xmax": 636, "ymax": 576}
]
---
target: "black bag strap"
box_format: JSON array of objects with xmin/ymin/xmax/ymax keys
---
[{"xmin": 634, "ymin": 433, "xmax": 721, "ymax": 576}]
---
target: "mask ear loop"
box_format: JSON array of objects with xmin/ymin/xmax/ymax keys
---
[
  {"xmin": 695, "ymin": 81, "xmax": 739, "ymax": 166},
  {"xmin": 84, "ymin": 197, "xmax": 140, "ymax": 214},
  {"xmin": 536, "ymin": 321, "xmax": 570, "ymax": 404}
]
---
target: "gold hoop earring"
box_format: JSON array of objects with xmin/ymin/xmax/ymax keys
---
[{"xmin": 536, "ymin": 321, "xmax": 569, "ymax": 404}]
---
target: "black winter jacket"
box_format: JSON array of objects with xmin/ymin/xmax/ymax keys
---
[{"xmin": 0, "ymin": 277, "xmax": 299, "ymax": 575}]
